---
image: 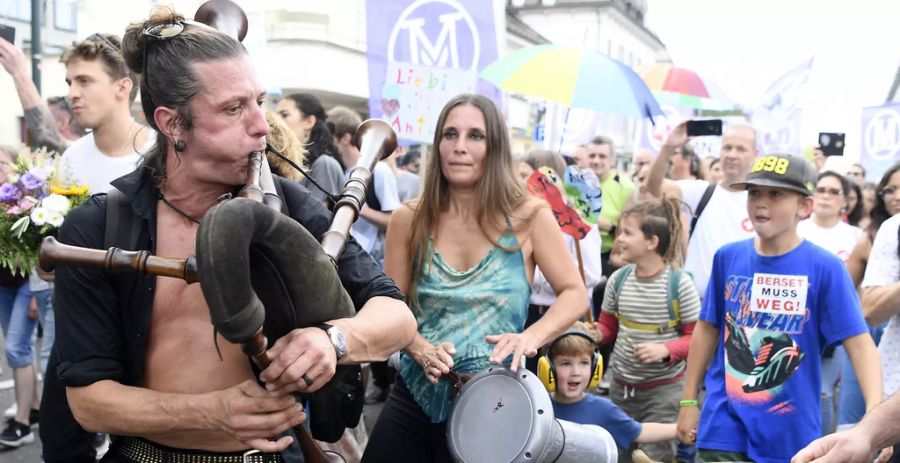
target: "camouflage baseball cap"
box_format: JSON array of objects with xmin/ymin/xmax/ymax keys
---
[{"xmin": 730, "ymin": 154, "xmax": 817, "ymax": 196}]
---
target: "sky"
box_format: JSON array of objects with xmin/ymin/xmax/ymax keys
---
[{"xmin": 645, "ymin": 0, "xmax": 900, "ymax": 161}]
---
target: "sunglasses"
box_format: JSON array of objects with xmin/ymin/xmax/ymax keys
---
[
  {"xmin": 880, "ymin": 186, "xmax": 898, "ymax": 198},
  {"xmin": 86, "ymin": 33, "xmax": 120, "ymax": 50},
  {"xmin": 815, "ymin": 187, "xmax": 843, "ymax": 196},
  {"xmin": 139, "ymin": 20, "xmax": 205, "ymax": 94}
]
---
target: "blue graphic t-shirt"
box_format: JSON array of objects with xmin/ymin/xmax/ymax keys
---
[
  {"xmin": 697, "ymin": 239, "xmax": 867, "ymax": 463},
  {"xmin": 552, "ymin": 394, "xmax": 642, "ymax": 451}
]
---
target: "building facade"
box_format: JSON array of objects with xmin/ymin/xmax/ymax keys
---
[{"xmin": 0, "ymin": 0, "xmax": 665, "ymax": 165}]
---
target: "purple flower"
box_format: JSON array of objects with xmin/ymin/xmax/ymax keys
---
[
  {"xmin": 20, "ymin": 172, "xmax": 44, "ymax": 190},
  {"xmin": 0, "ymin": 183, "xmax": 20, "ymax": 203}
]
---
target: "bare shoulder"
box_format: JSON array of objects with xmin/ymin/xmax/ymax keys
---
[
  {"xmin": 514, "ymin": 198, "xmax": 556, "ymax": 234},
  {"xmin": 513, "ymin": 197, "xmax": 548, "ymax": 222},
  {"xmin": 391, "ymin": 202, "xmax": 417, "ymax": 224},
  {"xmin": 388, "ymin": 202, "xmax": 418, "ymax": 237}
]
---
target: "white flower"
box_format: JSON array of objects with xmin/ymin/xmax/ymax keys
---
[
  {"xmin": 47, "ymin": 213, "xmax": 64, "ymax": 228},
  {"xmin": 41, "ymin": 194, "xmax": 71, "ymax": 215},
  {"xmin": 7, "ymin": 173, "xmax": 19, "ymax": 184},
  {"xmin": 30, "ymin": 207, "xmax": 49, "ymax": 226}
]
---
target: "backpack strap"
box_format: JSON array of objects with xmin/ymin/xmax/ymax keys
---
[
  {"xmin": 667, "ymin": 267, "xmax": 683, "ymax": 332},
  {"xmin": 104, "ymin": 188, "xmax": 142, "ymax": 250},
  {"xmin": 690, "ymin": 182, "xmax": 717, "ymax": 238},
  {"xmin": 610, "ymin": 264, "xmax": 635, "ymax": 316}
]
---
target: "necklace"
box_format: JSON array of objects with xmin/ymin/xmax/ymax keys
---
[{"xmin": 158, "ymin": 192, "xmax": 201, "ymax": 224}]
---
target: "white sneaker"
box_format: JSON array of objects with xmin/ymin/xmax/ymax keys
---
[{"xmin": 3, "ymin": 403, "xmax": 15, "ymax": 419}]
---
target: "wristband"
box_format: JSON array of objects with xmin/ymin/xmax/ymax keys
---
[{"xmin": 679, "ymin": 400, "xmax": 698, "ymax": 407}]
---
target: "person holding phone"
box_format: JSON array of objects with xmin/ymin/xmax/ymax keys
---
[
  {"xmin": 0, "ymin": 33, "xmax": 79, "ymax": 154},
  {"xmin": 647, "ymin": 121, "xmax": 759, "ymax": 299}
]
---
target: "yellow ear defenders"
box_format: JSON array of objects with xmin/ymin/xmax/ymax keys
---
[{"xmin": 537, "ymin": 327, "xmax": 602, "ymax": 392}]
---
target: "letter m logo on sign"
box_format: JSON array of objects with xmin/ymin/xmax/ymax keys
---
[
  {"xmin": 399, "ymin": 13, "xmax": 465, "ymax": 68},
  {"xmin": 388, "ymin": 0, "xmax": 481, "ymax": 72}
]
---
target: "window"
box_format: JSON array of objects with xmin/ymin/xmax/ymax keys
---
[
  {"xmin": 0, "ymin": 0, "xmax": 30, "ymax": 21},
  {"xmin": 54, "ymin": 0, "xmax": 76, "ymax": 31}
]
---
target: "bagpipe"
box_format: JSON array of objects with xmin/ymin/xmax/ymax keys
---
[{"xmin": 38, "ymin": 2, "xmax": 397, "ymax": 461}]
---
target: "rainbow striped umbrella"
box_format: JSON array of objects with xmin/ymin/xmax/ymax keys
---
[
  {"xmin": 479, "ymin": 44, "xmax": 662, "ymax": 119},
  {"xmin": 637, "ymin": 63, "xmax": 735, "ymax": 111}
]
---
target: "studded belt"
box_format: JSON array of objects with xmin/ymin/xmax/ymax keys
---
[{"xmin": 112, "ymin": 436, "xmax": 285, "ymax": 463}]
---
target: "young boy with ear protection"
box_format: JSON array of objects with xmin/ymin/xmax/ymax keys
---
[{"xmin": 542, "ymin": 322, "xmax": 677, "ymax": 460}]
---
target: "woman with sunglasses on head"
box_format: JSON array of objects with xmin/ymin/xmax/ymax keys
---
[
  {"xmin": 848, "ymin": 164, "xmax": 900, "ymax": 287},
  {"xmin": 840, "ymin": 163, "xmax": 900, "ymax": 435}
]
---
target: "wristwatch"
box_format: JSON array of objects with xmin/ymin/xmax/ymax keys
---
[{"xmin": 316, "ymin": 323, "xmax": 348, "ymax": 360}]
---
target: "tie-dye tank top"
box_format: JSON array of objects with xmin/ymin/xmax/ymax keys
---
[{"xmin": 398, "ymin": 226, "xmax": 531, "ymax": 423}]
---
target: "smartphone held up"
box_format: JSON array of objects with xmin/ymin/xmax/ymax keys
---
[
  {"xmin": 686, "ymin": 119, "xmax": 723, "ymax": 137},
  {"xmin": 0, "ymin": 24, "xmax": 15, "ymax": 44}
]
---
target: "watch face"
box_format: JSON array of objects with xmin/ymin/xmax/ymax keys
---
[{"xmin": 329, "ymin": 327, "xmax": 348, "ymax": 359}]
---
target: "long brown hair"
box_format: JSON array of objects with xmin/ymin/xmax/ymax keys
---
[
  {"xmin": 406, "ymin": 94, "xmax": 532, "ymax": 308},
  {"xmin": 620, "ymin": 196, "xmax": 685, "ymax": 267}
]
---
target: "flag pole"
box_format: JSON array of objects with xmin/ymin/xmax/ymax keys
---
[{"xmin": 573, "ymin": 239, "xmax": 592, "ymax": 323}]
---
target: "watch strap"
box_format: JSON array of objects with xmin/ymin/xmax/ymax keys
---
[{"xmin": 315, "ymin": 322, "xmax": 333, "ymax": 332}]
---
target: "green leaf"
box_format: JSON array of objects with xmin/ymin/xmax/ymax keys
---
[{"xmin": 10, "ymin": 216, "xmax": 30, "ymax": 239}]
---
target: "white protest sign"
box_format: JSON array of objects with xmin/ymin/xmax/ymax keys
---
[{"xmin": 749, "ymin": 273, "xmax": 808, "ymax": 317}]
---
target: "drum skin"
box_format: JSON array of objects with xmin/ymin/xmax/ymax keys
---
[
  {"xmin": 447, "ymin": 367, "xmax": 556, "ymax": 463},
  {"xmin": 196, "ymin": 197, "xmax": 355, "ymax": 345},
  {"xmin": 447, "ymin": 367, "xmax": 618, "ymax": 463}
]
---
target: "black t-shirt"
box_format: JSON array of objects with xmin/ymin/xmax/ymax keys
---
[{"xmin": 40, "ymin": 167, "xmax": 403, "ymax": 460}]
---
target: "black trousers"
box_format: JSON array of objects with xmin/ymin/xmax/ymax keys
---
[
  {"xmin": 362, "ymin": 378, "xmax": 452, "ymax": 463},
  {"xmin": 370, "ymin": 360, "xmax": 396, "ymax": 389}
]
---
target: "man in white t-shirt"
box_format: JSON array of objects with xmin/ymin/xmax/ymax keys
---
[
  {"xmin": 861, "ymin": 213, "xmax": 900, "ymax": 397},
  {"xmin": 647, "ymin": 123, "xmax": 759, "ymax": 297},
  {"xmin": 327, "ymin": 106, "xmax": 400, "ymax": 263},
  {"xmin": 59, "ymin": 34, "xmax": 153, "ymax": 194}
]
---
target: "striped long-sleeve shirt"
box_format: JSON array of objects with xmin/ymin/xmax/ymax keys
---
[{"xmin": 600, "ymin": 266, "xmax": 700, "ymax": 386}]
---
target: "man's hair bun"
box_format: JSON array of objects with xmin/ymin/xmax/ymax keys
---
[{"xmin": 121, "ymin": 7, "xmax": 185, "ymax": 75}]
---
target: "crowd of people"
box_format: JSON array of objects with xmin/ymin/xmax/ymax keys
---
[{"xmin": 0, "ymin": 6, "xmax": 900, "ymax": 463}]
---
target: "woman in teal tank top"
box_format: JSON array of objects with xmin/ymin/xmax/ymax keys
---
[{"xmin": 363, "ymin": 94, "xmax": 588, "ymax": 462}]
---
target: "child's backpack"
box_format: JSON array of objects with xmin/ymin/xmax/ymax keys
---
[{"xmin": 610, "ymin": 263, "xmax": 683, "ymax": 334}]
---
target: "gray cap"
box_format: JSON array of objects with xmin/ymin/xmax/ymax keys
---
[{"xmin": 730, "ymin": 154, "xmax": 817, "ymax": 196}]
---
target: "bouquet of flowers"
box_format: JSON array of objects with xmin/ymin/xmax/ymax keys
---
[{"xmin": 0, "ymin": 147, "xmax": 90, "ymax": 275}]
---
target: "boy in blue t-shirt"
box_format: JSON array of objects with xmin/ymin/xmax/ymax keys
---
[
  {"xmin": 546, "ymin": 323, "xmax": 676, "ymax": 460},
  {"xmin": 676, "ymin": 154, "xmax": 885, "ymax": 463}
]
